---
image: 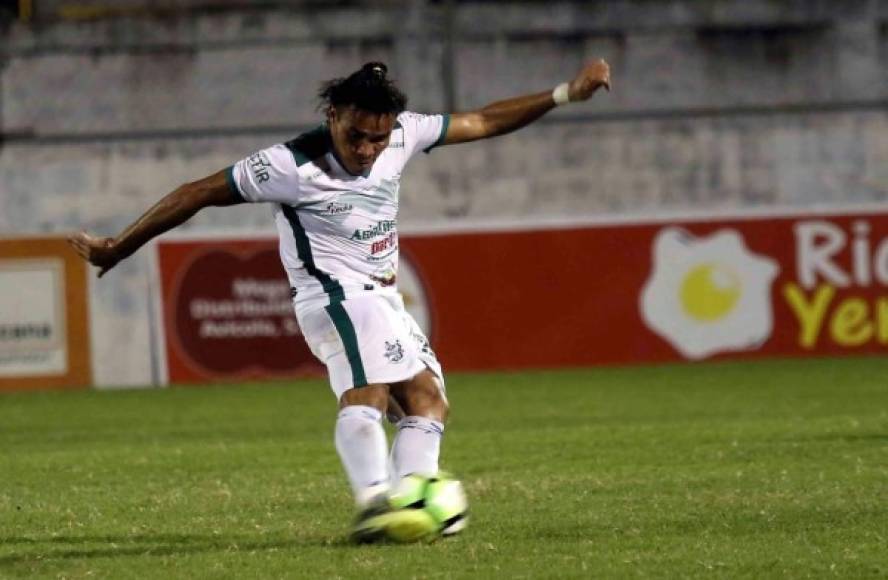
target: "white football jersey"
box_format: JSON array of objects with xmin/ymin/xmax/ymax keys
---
[{"xmin": 228, "ymin": 111, "xmax": 449, "ymax": 313}]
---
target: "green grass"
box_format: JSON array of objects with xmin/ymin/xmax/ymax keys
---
[{"xmin": 1, "ymin": 357, "xmax": 886, "ymax": 579}]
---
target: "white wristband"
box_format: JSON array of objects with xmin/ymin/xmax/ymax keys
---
[{"xmin": 552, "ymin": 82, "xmax": 570, "ymax": 106}]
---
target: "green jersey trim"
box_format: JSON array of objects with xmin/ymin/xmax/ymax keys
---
[
  {"xmin": 280, "ymin": 204, "xmax": 367, "ymax": 388},
  {"xmin": 280, "ymin": 205, "xmax": 346, "ymax": 303},
  {"xmin": 285, "ymin": 125, "xmax": 332, "ymax": 166},
  {"xmin": 423, "ymin": 113, "xmax": 451, "ymax": 154},
  {"xmin": 325, "ymin": 302, "xmax": 368, "ymax": 388},
  {"xmin": 224, "ymin": 165, "xmax": 246, "ymax": 202}
]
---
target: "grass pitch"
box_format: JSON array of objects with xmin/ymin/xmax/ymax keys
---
[{"xmin": 1, "ymin": 357, "xmax": 886, "ymax": 579}]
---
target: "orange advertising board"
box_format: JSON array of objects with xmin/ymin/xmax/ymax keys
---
[{"xmin": 0, "ymin": 237, "xmax": 91, "ymax": 391}]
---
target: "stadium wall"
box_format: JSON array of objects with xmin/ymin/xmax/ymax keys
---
[{"xmin": 1, "ymin": 0, "xmax": 887, "ymax": 386}]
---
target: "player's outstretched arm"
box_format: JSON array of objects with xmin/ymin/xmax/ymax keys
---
[
  {"xmin": 68, "ymin": 169, "xmax": 243, "ymax": 277},
  {"xmin": 443, "ymin": 59, "xmax": 611, "ymax": 146}
]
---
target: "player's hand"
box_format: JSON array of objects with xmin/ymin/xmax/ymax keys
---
[
  {"xmin": 68, "ymin": 231, "xmax": 120, "ymax": 278},
  {"xmin": 569, "ymin": 59, "xmax": 611, "ymax": 101}
]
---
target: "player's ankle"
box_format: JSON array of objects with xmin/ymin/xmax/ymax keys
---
[{"xmin": 355, "ymin": 482, "xmax": 391, "ymax": 509}]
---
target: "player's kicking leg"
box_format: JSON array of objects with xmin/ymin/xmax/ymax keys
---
[
  {"xmin": 388, "ymin": 369, "xmax": 466, "ymax": 537},
  {"xmin": 389, "ymin": 369, "xmax": 449, "ymax": 479}
]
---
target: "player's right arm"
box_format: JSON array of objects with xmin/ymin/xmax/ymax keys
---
[
  {"xmin": 72, "ymin": 142, "xmax": 299, "ymax": 277},
  {"xmin": 69, "ymin": 169, "xmax": 242, "ymax": 277}
]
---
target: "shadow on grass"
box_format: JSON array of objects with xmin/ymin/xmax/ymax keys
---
[{"xmin": 0, "ymin": 532, "xmax": 361, "ymax": 566}]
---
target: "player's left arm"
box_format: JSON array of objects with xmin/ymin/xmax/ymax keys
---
[{"xmin": 442, "ymin": 59, "xmax": 611, "ymax": 145}]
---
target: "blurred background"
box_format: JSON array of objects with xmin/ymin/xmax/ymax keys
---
[{"xmin": 1, "ymin": 0, "xmax": 887, "ymax": 389}]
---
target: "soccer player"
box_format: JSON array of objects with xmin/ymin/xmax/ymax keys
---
[{"xmin": 69, "ymin": 59, "xmax": 611, "ymax": 541}]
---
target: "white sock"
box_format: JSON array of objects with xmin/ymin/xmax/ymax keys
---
[
  {"xmin": 334, "ymin": 405, "xmax": 390, "ymax": 507},
  {"xmin": 390, "ymin": 416, "xmax": 445, "ymax": 480}
]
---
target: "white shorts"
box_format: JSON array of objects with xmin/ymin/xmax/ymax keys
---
[{"xmin": 296, "ymin": 293, "xmax": 445, "ymax": 399}]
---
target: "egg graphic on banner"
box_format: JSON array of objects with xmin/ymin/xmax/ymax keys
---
[{"xmin": 640, "ymin": 228, "xmax": 780, "ymax": 360}]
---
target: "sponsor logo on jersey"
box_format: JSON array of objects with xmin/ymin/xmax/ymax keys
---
[
  {"xmin": 350, "ymin": 220, "xmax": 397, "ymax": 241},
  {"xmin": 388, "ymin": 141, "xmax": 405, "ymax": 149},
  {"xmin": 322, "ymin": 202, "xmax": 353, "ymax": 215},
  {"xmin": 371, "ymin": 231, "xmax": 397, "ymax": 255},
  {"xmin": 248, "ymin": 152, "xmax": 272, "ymax": 183},
  {"xmin": 384, "ymin": 339, "xmax": 405, "ymax": 363}
]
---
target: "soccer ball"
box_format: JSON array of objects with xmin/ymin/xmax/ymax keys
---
[{"xmin": 386, "ymin": 473, "xmax": 469, "ymax": 542}]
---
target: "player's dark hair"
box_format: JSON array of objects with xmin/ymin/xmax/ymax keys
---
[{"xmin": 319, "ymin": 62, "xmax": 407, "ymax": 115}]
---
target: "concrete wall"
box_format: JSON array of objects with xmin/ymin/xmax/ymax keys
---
[{"xmin": 2, "ymin": 0, "xmax": 887, "ymax": 386}]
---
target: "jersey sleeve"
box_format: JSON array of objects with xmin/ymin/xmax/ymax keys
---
[
  {"xmin": 226, "ymin": 143, "xmax": 302, "ymax": 203},
  {"xmin": 398, "ymin": 111, "xmax": 451, "ymax": 158}
]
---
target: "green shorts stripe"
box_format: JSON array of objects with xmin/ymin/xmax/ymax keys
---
[
  {"xmin": 325, "ymin": 302, "xmax": 368, "ymax": 388},
  {"xmin": 281, "ymin": 204, "xmax": 365, "ymax": 388}
]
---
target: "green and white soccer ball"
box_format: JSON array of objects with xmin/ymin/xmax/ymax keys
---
[{"xmin": 386, "ymin": 473, "xmax": 469, "ymax": 542}]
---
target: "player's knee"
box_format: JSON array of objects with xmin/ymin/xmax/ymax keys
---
[
  {"xmin": 404, "ymin": 376, "xmax": 448, "ymax": 422},
  {"xmin": 339, "ymin": 383, "xmax": 389, "ymax": 412}
]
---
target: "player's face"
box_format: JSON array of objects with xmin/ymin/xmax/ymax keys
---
[{"xmin": 328, "ymin": 106, "xmax": 395, "ymax": 175}]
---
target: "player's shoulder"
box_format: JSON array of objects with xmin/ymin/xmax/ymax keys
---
[
  {"xmin": 284, "ymin": 125, "xmax": 333, "ymax": 167},
  {"xmin": 397, "ymin": 111, "xmax": 440, "ymax": 125},
  {"xmin": 396, "ymin": 111, "xmax": 445, "ymax": 141},
  {"xmin": 397, "ymin": 111, "xmax": 449, "ymax": 154}
]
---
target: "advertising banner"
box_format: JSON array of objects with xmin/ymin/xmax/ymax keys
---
[
  {"xmin": 156, "ymin": 209, "xmax": 888, "ymax": 383},
  {"xmin": 0, "ymin": 237, "xmax": 91, "ymax": 391},
  {"xmin": 155, "ymin": 239, "xmax": 324, "ymax": 384},
  {"xmin": 155, "ymin": 238, "xmax": 431, "ymax": 384},
  {"xmin": 403, "ymin": 210, "xmax": 888, "ymax": 369}
]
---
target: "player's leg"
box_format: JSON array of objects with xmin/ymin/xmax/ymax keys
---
[
  {"xmin": 336, "ymin": 383, "xmax": 408, "ymax": 542},
  {"xmin": 388, "ymin": 369, "xmax": 449, "ymax": 479},
  {"xmin": 336, "ymin": 384, "xmax": 392, "ymax": 506},
  {"xmin": 296, "ymin": 302, "xmax": 397, "ymax": 509},
  {"xmin": 384, "ymin": 291, "xmax": 449, "ymax": 479},
  {"xmin": 389, "ymin": 370, "xmax": 468, "ymax": 536}
]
